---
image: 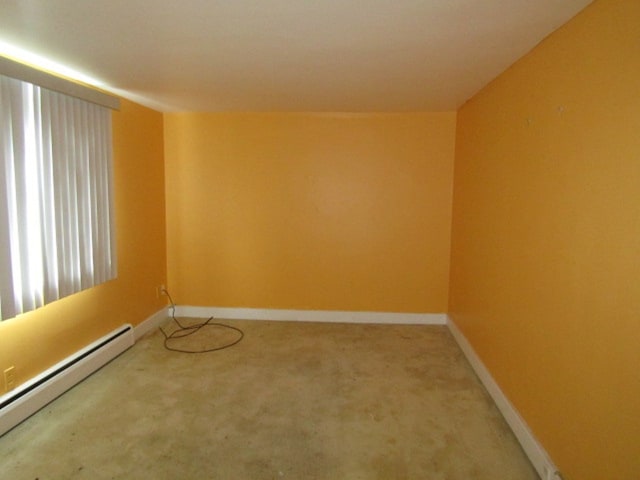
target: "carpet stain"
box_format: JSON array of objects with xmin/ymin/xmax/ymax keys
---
[{"xmin": 0, "ymin": 320, "xmax": 538, "ymax": 480}]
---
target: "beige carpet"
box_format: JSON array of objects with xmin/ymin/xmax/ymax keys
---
[{"xmin": 0, "ymin": 319, "xmax": 538, "ymax": 479}]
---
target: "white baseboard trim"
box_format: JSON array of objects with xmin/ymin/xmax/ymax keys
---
[
  {"xmin": 133, "ymin": 307, "xmax": 170, "ymax": 341},
  {"xmin": 446, "ymin": 316, "xmax": 560, "ymax": 480},
  {"xmin": 174, "ymin": 306, "xmax": 447, "ymax": 325}
]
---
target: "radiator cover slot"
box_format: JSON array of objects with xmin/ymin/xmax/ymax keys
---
[{"xmin": 0, "ymin": 324, "xmax": 134, "ymax": 436}]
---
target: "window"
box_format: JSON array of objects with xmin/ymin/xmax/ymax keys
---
[{"xmin": 0, "ymin": 58, "xmax": 119, "ymax": 321}]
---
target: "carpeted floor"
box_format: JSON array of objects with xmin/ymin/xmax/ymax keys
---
[{"xmin": 0, "ymin": 319, "xmax": 538, "ymax": 479}]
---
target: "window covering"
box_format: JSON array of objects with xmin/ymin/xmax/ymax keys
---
[{"xmin": 0, "ymin": 73, "xmax": 117, "ymax": 320}]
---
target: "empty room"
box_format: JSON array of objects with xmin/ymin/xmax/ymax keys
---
[{"xmin": 0, "ymin": 0, "xmax": 638, "ymax": 479}]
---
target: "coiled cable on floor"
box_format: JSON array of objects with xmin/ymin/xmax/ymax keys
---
[{"xmin": 159, "ymin": 289, "xmax": 244, "ymax": 353}]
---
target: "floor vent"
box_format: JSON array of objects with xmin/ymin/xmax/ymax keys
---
[{"xmin": 0, "ymin": 324, "xmax": 134, "ymax": 437}]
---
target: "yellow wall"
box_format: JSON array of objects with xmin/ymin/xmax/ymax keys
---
[
  {"xmin": 5, "ymin": 2, "xmax": 637, "ymax": 475},
  {"xmin": 0, "ymin": 99, "xmax": 167, "ymax": 392},
  {"xmin": 449, "ymin": 0, "xmax": 640, "ymax": 478},
  {"xmin": 164, "ymin": 112, "xmax": 456, "ymax": 312}
]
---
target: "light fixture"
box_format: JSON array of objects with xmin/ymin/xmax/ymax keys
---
[{"xmin": 0, "ymin": 39, "xmax": 105, "ymax": 88}]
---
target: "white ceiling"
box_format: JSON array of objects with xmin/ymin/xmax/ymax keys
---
[{"xmin": 0, "ymin": 0, "xmax": 593, "ymax": 112}]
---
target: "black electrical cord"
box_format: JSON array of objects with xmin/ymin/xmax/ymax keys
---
[{"xmin": 159, "ymin": 289, "xmax": 244, "ymax": 353}]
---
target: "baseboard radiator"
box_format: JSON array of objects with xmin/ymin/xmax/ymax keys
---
[{"xmin": 0, "ymin": 324, "xmax": 134, "ymax": 437}]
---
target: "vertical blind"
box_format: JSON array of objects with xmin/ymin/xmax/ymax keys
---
[{"xmin": 0, "ymin": 74, "xmax": 117, "ymax": 320}]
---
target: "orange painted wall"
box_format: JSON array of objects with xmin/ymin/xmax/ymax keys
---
[
  {"xmin": 449, "ymin": 0, "xmax": 640, "ymax": 478},
  {"xmin": 0, "ymin": 99, "xmax": 167, "ymax": 393},
  {"xmin": 164, "ymin": 112, "xmax": 456, "ymax": 312}
]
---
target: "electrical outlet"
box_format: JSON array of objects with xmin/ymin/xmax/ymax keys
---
[
  {"xmin": 544, "ymin": 466, "xmax": 563, "ymax": 480},
  {"xmin": 4, "ymin": 366, "xmax": 16, "ymax": 392},
  {"xmin": 156, "ymin": 284, "xmax": 166, "ymax": 298}
]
